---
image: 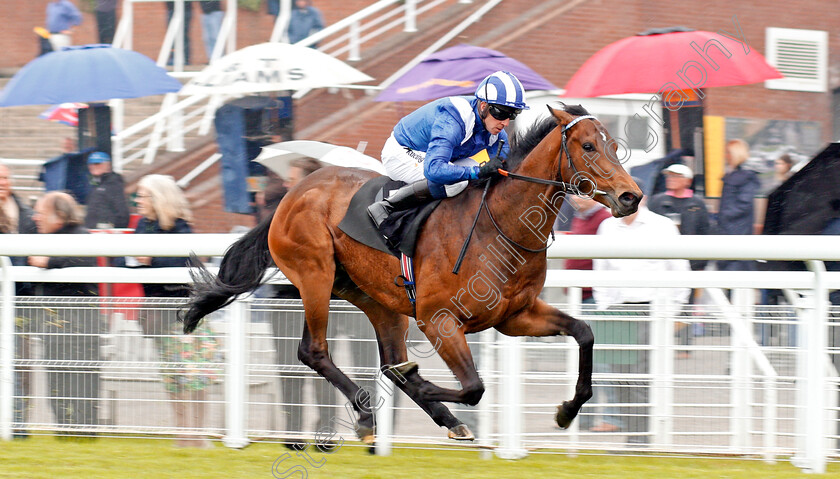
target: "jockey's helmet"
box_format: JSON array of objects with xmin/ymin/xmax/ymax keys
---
[{"xmin": 475, "ymin": 71, "xmax": 530, "ymax": 111}]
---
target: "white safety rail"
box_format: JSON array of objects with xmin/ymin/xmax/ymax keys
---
[
  {"xmin": 108, "ymin": 0, "xmax": 480, "ymax": 171},
  {"xmin": 1, "ymin": 235, "xmax": 840, "ymax": 473}
]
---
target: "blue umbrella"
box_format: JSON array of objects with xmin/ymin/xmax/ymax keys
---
[
  {"xmin": 0, "ymin": 44, "xmax": 182, "ymax": 107},
  {"xmin": 375, "ymin": 44, "xmax": 557, "ymax": 102}
]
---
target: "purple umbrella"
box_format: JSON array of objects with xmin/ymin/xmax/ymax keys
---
[{"xmin": 375, "ymin": 44, "xmax": 557, "ymax": 102}]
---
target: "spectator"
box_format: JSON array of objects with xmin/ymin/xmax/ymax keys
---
[
  {"xmin": 764, "ymin": 154, "xmax": 795, "ymax": 196},
  {"xmin": 94, "ymin": 0, "xmax": 117, "ymax": 44},
  {"xmin": 40, "ymin": 137, "xmax": 93, "ymax": 205},
  {"xmin": 284, "ymin": 158, "xmax": 323, "ymax": 188},
  {"xmin": 564, "ymin": 194, "xmax": 612, "ymax": 304},
  {"xmin": 0, "ymin": 164, "xmax": 38, "ymax": 290},
  {"xmin": 256, "ymin": 174, "xmax": 287, "ymax": 222},
  {"xmin": 165, "ymin": 1, "xmax": 193, "ymax": 65},
  {"xmin": 590, "ymin": 186, "xmax": 690, "ymax": 444},
  {"xmin": 199, "ymin": 1, "xmax": 223, "ymax": 61},
  {"xmin": 288, "ymin": 0, "xmax": 324, "ymax": 45},
  {"xmin": 648, "ymin": 163, "xmax": 711, "ymax": 357},
  {"xmin": 84, "ymin": 151, "xmax": 130, "ymax": 230},
  {"xmin": 46, "ymin": 0, "xmax": 82, "ymax": 51},
  {"xmin": 132, "ymin": 174, "xmax": 219, "ymax": 448},
  {"xmin": 0, "ymin": 164, "xmax": 37, "ymax": 438},
  {"xmin": 29, "ymin": 192, "xmax": 101, "ymax": 436},
  {"xmin": 717, "ymin": 139, "xmax": 760, "ymax": 271}
]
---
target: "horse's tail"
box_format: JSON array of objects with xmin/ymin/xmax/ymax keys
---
[{"xmin": 182, "ymin": 215, "xmax": 275, "ymax": 333}]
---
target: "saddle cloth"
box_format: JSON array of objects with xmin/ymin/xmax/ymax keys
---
[{"xmin": 338, "ymin": 176, "xmax": 441, "ymax": 257}]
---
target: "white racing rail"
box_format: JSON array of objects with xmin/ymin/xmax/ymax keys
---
[{"xmin": 1, "ymin": 234, "xmax": 839, "ymax": 472}]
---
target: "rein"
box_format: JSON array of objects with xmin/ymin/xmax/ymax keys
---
[{"xmin": 453, "ymin": 115, "xmax": 601, "ymax": 273}]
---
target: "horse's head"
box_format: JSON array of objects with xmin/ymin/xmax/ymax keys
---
[{"xmin": 548, "ymin": 105, "xmax": 642, "ymax": 217}]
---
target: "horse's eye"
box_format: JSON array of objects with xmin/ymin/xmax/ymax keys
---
[{"xmin": 582, "ymin": 143, "xmax": 595, "ymax": 152}]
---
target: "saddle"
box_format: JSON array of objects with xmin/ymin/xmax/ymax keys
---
[{"xmin": 338, "ymin": 176, "xmax": 441, "ymax": 258}]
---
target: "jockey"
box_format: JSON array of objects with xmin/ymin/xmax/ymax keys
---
[{"xmin": 367, "ymin": 70, "xmax": 529, "ymax": 227}]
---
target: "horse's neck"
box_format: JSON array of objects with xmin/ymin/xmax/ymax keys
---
[{"xmin": 486, "ymin": 130, "xmax": 565, "ymax": 249}]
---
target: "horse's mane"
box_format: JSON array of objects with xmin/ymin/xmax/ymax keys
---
[{"xmin": 504, "ymin": 104, "xmax": 591, "ymax": 171}]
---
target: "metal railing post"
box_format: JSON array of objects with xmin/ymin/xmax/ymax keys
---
[
  {"xmin": 0, "ymin": 257, "xmax": 14, "ymax": 441},
  {"xmin": 109, "ymin": 99, "xmax": 125, "ymax": 172},
  {"xmin": 801, "ymin": 261, "xmax": 828, "ymax": 473},
  {"xmin": 495, "ymin": 335, "xmax": 526, "ymax": 459},
  {"xmin": 650, "ymin": 292, "xmax": 673, "ymax": 446},
  {"xmin": 478, "ymin": 327, "xmax": 495, "ymax": 459},
  {"xmin": 223, "ymin": 297, "xmax": 250, "ymax": 448},
  {"xmin": 374, "ymin": 368, "xmax": 394, "ymax": 456},
  {"xmin": 404, "ymin": 0, "xmax": 417, "ymax": 32},
  {"xmin": 348, "ymin": 21, "xmax": 361, "ymax": 62},
  {"xmin": 731, "ymin": 288, "xmax": 751, "ymax": 452},
  {"xmin": 565, "ymin": 287, "xmax": 582, "ymax": 454}
]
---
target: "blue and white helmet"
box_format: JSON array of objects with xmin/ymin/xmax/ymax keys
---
[{"xmin": 474, "ymin": 71, "xmax": 529, "ymax": 110}]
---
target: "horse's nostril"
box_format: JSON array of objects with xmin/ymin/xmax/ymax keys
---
[{"xmin": 619, "ymin": 192, "xmax": 639, "ymax": 207}]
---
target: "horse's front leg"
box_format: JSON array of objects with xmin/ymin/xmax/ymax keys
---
[{"xmin": 495, "ymin": 299, "xmax": 594, "ymax": 429}]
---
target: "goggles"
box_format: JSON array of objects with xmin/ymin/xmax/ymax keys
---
[{"xmin": 487, "ymin": 104, "xmax": 521, "ymax": 121}]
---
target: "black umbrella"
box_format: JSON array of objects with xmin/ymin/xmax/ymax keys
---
[{"xmin": 763, "ymin": 142, "xmax": 840, "ymax": 235}]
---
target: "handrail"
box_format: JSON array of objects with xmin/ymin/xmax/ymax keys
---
[
  {"xmin": 177, "ymin": 153, "xmax": 222, "ymax": 188},
  {"xmin": 378, "ymin": 0, "xmax": 503, "ymax": 89},
  {"xmin": 116, "ymin": 0, "xmax": 464, "ymax": 168}
]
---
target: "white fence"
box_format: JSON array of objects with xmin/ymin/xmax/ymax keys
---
[{"xmin": 1, "ymin": 234, "xmax": 840, "ymax": 473}]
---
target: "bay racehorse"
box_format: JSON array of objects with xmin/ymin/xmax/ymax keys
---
[{"xmin": 183, "ymin": 104, "xmax": 641, "ymax": 443}]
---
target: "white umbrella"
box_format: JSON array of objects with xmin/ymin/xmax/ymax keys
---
[
  {"xmin": 180, "ymin": 43, "xmax": 374, "ymax": 95},
  {"xmin": 255, "ymin": 140, "xmax": 386, "ymax": 176}
]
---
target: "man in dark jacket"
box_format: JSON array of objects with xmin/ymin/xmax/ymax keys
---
[
  {"xmin": 29, "ymin": 192, "xmax": 101, "ymax": 435},
  {"xmin": 648, "ymin": 164, "xmax": 711, "ymax": 271},
  {"xmin": 84, "ymin": 151, "xmax": 130, "ymax": 230}
]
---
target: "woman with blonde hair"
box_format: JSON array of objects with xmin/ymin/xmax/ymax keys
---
[
  {"xmin": 717, "ymin": 139, "xmax": 760, "ymax": 271},
  {"xmin": 133, "ymin": 174, "xmax": 220, "ymax": 448}
]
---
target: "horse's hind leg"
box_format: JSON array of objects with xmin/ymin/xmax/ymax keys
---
[
  {"xmin": 291, "ymin": 266, "xmax": 377, "ymax": 443},
  {"xmin": 336, "ymin": 279, "xmax": 471, "ymax": 440},
  {"xmin": 297, "ymin": 320, "xmax": 376, "ymax": 443},
  {"xmin": 495, "ymin": 299, "xmax": 594, "ymax": 429},
  {"xmin": 369, "ymin": 312, "xmax": 474, "ymax": 440}
]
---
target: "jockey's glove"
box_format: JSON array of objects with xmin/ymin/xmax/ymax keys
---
[{"xmin": 476, "ymin": 156, "xmax": 506, "ymax": 179}]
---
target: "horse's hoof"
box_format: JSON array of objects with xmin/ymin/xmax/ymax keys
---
[
  {"xmin": 447, "ymin": 424, "xmax": 474, "ymax": 441},
  {"xmin": 388, "ymin": 361, "xmax": 419, "ymax": 377},
  {"xmin": 555, "ymin": 401, "xmax": 577, "ymax": 429},
  {"xmin": 356, "ymin": 425, "xmax": 375, "ymax": 445}
]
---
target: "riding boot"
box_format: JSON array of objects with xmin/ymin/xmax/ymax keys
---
[{"xmin": 367, "ymin": 180, "xmax": 434, "ymax": 228}]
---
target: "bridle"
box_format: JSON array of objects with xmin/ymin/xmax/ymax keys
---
[
  {"xmin": 497, "ymin": 114, "xmax": 607, "ymax": 197},
  {"xmin": 452, "ymin": 115, "xmax": 606, "ymax": 273}
]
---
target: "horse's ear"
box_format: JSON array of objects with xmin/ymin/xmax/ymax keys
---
[{"xmin": 547, "ymin": 104, "xmax": 574, "ymax": 126}]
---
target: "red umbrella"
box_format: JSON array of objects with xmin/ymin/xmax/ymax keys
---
[{"xmin": 563, "ymin": 27, "xmax": 783, "ymax": 98}]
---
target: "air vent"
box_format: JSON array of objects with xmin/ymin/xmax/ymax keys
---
[{"xmin": 765, "ymin": 27, "xmax": 827, "ymax": 92}]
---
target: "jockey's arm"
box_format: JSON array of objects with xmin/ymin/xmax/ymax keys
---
[{"xmin": 424, "ymin": 116, "xmax": 509, "ymax": 184}]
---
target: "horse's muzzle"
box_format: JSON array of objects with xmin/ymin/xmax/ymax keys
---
[{"xmin": 609, "ymin": 191, "xmax": 642, "ymax": 217}]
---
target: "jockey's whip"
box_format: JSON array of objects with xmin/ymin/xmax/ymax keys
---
[{"xmin": 452, "ymin": 139, "xmax": 504, "ymax": 275}]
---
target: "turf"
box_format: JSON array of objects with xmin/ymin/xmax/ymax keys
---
[{"xmin": 0, "ymin": 437, "xmax": 837, "ymax": 478}]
